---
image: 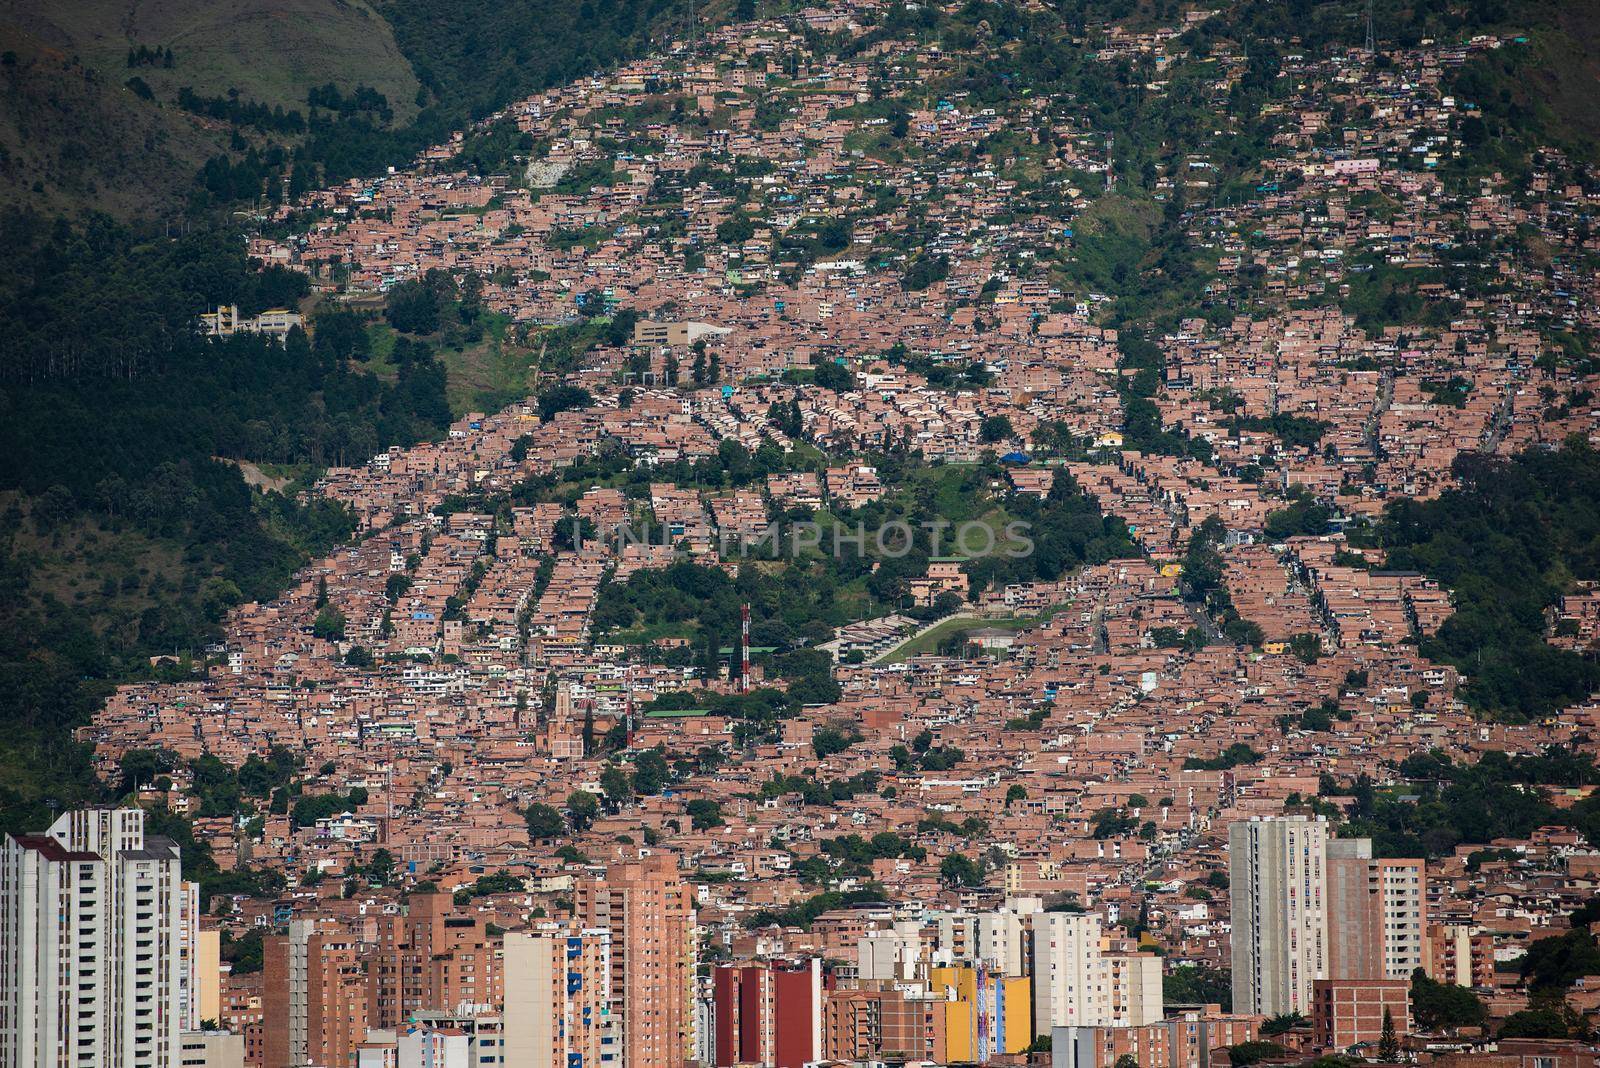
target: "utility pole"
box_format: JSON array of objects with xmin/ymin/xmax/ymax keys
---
[{"xmin": 1365, "ymin": 0, "xmax": 1375, "ymax": 58}]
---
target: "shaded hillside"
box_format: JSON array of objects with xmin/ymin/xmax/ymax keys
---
[
  {"xmin": 0, "ymin": 26, "xmax": 218, "ymax": 217},
  {"xmin": 0, "ymin": 0, "xmax": 420, "ymax": 216},
  {"xmin": 0, "ymin": 211, "xmax": 459, "ymax": 833},
  {"xmin": 6, "ymin": 0, "xmax": 419, "ymax": 120},
  {"xmin": 382, "ymin": 0, "xmax": 717, "ymax": 120}
]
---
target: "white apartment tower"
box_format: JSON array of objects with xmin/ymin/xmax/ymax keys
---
[
  {"xmin": 1031, "ymin": 912, "xmax": 1163, "ymax": 1038},
  {"xmin": 1229, "ymin": 816, "xmax": 1425, "ymax": 1016},
  {"xmin": 1229, "ymin": 814, "xmax": 1331, "ymax": 1017},
  {"xmin": 502, "ymin": 926, "xmax": 615, "ymax": 1068},
  {"xmin": 1, "ymin": 807, "xmax": 192, "ymax": 1068}
]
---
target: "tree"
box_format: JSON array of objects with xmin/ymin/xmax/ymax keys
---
[
  {"xmin": 364, "ymin": 848, "xmax": 395, "ymax": 886},
  {"xmin": 567, "ymin": 790, "xmax": 599, "ymax": 831},
  {"xmin": 385, "ymin": 279, "xmax": 440, "ymax": 334},
  {"xmin": 813, "ymin": 725, "xmax": 863, "ymax": 759},
  {"xmin": 1226, "ymin": 1042, "xmax": 1287, "ymax": 1066},
  {"xmin": 686, "ymin": 799, "xmax": 724, "ymax": 830},
  {"xmin": 1409, "ymin": 969, "xmax": 1485, "ymax": 1031},
  {"xmin": 1005, "ymin": 784, "xmax": 1028, "ymax": 806},
  {"xmin": 1114, "ymin": 1056, "xmax": 1141, "ymax": 1068},
  {"xmin": 1165, "ymin": 965, "xmax": 1231, "ymax": 1010},
  {"xmin": 939, "ymin": 853, "xmax": 984, "ymax": 887},
  {"xmin": 537, "ymin": 385, "xmax": 593, "ymax": 422},
  {"xmin": 312, "ymin": 606, "xmax": 346, "ymax": 641},
  {"xmin": 1289, "ymin": 632, "xmax": 1322, "ymax": 664},
  {"xmin": 525, "ymin": 802, "xmax": 565, "ymax": 839},
  {"xmin": 118, "ymin": 748, "xmax": 173, "ymax": 795},
  {"xmin": 1261, "ymin": 1012, "xmax": 1306, "ymax": 1036},
  {"xmin": 980, "ymin": 415, "xmax": 1014, "ymax": 443},
  {"xmin": 600, "ymin": 765, "xmax": 633, "ymax": 806},
  {"xmin": 1520, "ymin": 925, "xmax": 1600, "ymax": 995},
  {"xmin": 1378, "ymin": 1007, "xmax": 1399, "ymax": 1059},
  {"xmin": 1499, "ymin": 1004, "xmax": 1579, "ymax": 1039},
  {"xmin": 632, "ymin": 747, "xmax": 670, "ymax": 796}
]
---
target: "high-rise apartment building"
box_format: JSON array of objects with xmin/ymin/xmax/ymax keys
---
[
  {"xmin": 1230, "ymin": 816, "xmax": 1425, "ymax": 1017},
  {"xmin": 575, "ymin": 855, "xmax": 696, "ymax": 1068},
  {"xmin": 502, "ymin": 926, "xmax": 614, "ymax": 1068},
  {"xmin": 928, "ymin": 898, "xmax": 1039, "ymax": 977},
  {"xmin": 822, "ymin": 983, "xmax": 945, "ymax": 1063},
  {"xmin": 1031, "ymin": 913, "xmax": 1162, "ymax": 1037},
  {"xmin": 1326, "ymin": 842, "xmax": 1425, "ymax": 981},
  {"xmin": 1, "ymin": 808, "xmax": 191, "ymax": 1068},
  {"xmin": 263, "ymin": 919, "xmax": 370, "ymax": 1068},
  {"xmin": 367, "ymin": 893, "xmax": 503, "ymax": 1029},
  {"xmin": 1228, "ymin": 815, "xmax": 1332, "ymax": 1017},
  {"xmin": 710, "ymin": 958, "xmax": 822, "ymax": 1068}
]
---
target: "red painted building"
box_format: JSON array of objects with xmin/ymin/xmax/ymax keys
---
[{"xmin": 712, "ymin": 959, "xmax": 822, "ymax": 1067}]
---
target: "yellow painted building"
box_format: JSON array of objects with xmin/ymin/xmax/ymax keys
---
[{"xmin": 929, "ymin": 966, "xmax": 1033, "ymax": 1062}]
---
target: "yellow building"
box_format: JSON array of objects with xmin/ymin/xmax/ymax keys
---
[{"xmin": 929, "ymin": 966, "xmax": 1033, "ymax": 1062}]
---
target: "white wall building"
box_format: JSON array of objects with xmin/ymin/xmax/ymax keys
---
[
  {"xmin": 2, "ymin": 808, "xmax": 194, "ymax": 1068},
  {"xmin": 1229, "ymin": 814, "xmax": 1331, "ymax": 1017},
  {"xmin": 1031, "ymin": 913, "xmax": 1163, "ymax": 1037}
]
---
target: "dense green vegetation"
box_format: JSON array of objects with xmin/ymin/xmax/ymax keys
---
[
  {"xmin": 1410, "ymin": 969, "xmax": 1486, "ymax": 1031},
  {"xmin": 1164, "ymin": 964, "xmax": 1232, "ymax": 1011},
  {"xmin": 1377, "ymin": 445, "xmax": 1600, "ymax": 720},
  {"xmin": 1337, "ymin": 747, "xmax": 1600, "ymax": 859},
  {"xmin": 744, "ymin": 885, "xmax": 887, "ymax": 930},
  {"xmin": 0, "ymin": 213, "xmax": 460, "ymax": 833}
]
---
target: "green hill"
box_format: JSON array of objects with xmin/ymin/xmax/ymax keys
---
[
  {"xmin": 0, "ymin": 0, "xmax": 421, "ymax": 216},
  {"xmin": 0, "ymin": 0, "xmax": 716, "ymax": 218},
  {"xmin": 5, "ymin": 0, "xmax": 419, "ymax": 118}
]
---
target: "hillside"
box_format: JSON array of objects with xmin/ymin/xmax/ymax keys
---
[
  {"xmin": 0, "ymin": 25, "xmax": 219, "ymax": 217},
  {"xmin": 0, "ymin": 0, "xmax": 716, "ymax": 217},
  {"xmin": 0, "ymin": 0, "xmax": 418, "ymax": 216},
  {"xmin": 4, "ymin": 0, "xmax": 419, "ymax": 118}
]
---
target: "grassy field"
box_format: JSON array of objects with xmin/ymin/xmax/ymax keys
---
[
  {"xmin": 441, "ymin": 316, "xmax": 541, "ymax": 418},
  {"xmin": 878, "ymin": 613, "xmax": 1038, "ymax": 664}
]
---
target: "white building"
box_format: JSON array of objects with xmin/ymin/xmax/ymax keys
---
[
  {"xmin": 177, "ymin": 1030, "xmax": 245, "ymax": 1068},
  {"xmin": 1, "ymin": 808, "xmax": 194, "ymax": 1068},
  {"xmin": 1228, "ymin": 814, "xmax": 1331, "ymax": 1017},
  {"xmin": 1031, "ymin": 912, "xmax": 1163, "ymax": 1037},
  {"xmin": 502, "ymin": 926, "xmax": 615, "ymax": 1068},
  {"xmin": 928, "ymin": 897, "xmax": 1041, "ymax": 977}
]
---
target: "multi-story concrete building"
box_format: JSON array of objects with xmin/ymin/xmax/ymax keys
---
[
  {"xmin": 1228, "ymin": 815, "xmax": 1332, "ymax": 1017},
  {"xmin": 1031, "ymin": 913, "xmax": 1162, "ymax": 1037},
  {"xmin": 1326, "ymin": 843, "xmax": 1425, "ymax": 981},
  {"xmin": 928, "ymin": 898, "xmax": 1039, "ymax": 977},
  {"xmin": 176, "ymin": 1030, "xmax": 245, "ymax": 1068},
  {"xmin": 1311, "ymin": 978, "xmax": 1411, "ymax": 1049},
  {"xmin": 575, "ymin": 855, "xmax": 696, "ymax": 1068},
  {"xmin": 822, "ymin": 983, "xmax": 945, "ymax": 1063},
  {"xmin": 1051, "ymin": 1009, "xmax": 1261, "ymax": 1068},
  {"xmin": 1, "ymin": 808, "xmax": 191, "ymax": 1068},
  {"xmin": 1425, "ymin": 924, "xmax": 1494, "ymax": 989},
  {"xmin": 262, "ymin": 919, "xmax": 369, "ymax": 1068},
  {"xmin": 1230, "ymin": 817, "xmax": 1425, "ymax": 1017},
  {"xmin": 710, "ymin": 958, "xmax": 822, "ymax": 1068},
  {"xmin": 503, "ymin": 926, "xmax": 613, "ymax": 1068}
]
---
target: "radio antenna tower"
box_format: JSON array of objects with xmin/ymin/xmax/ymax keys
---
[{"xmin": 1365, "ymin": 0, "xmax": 1376, "ymax": 57}]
